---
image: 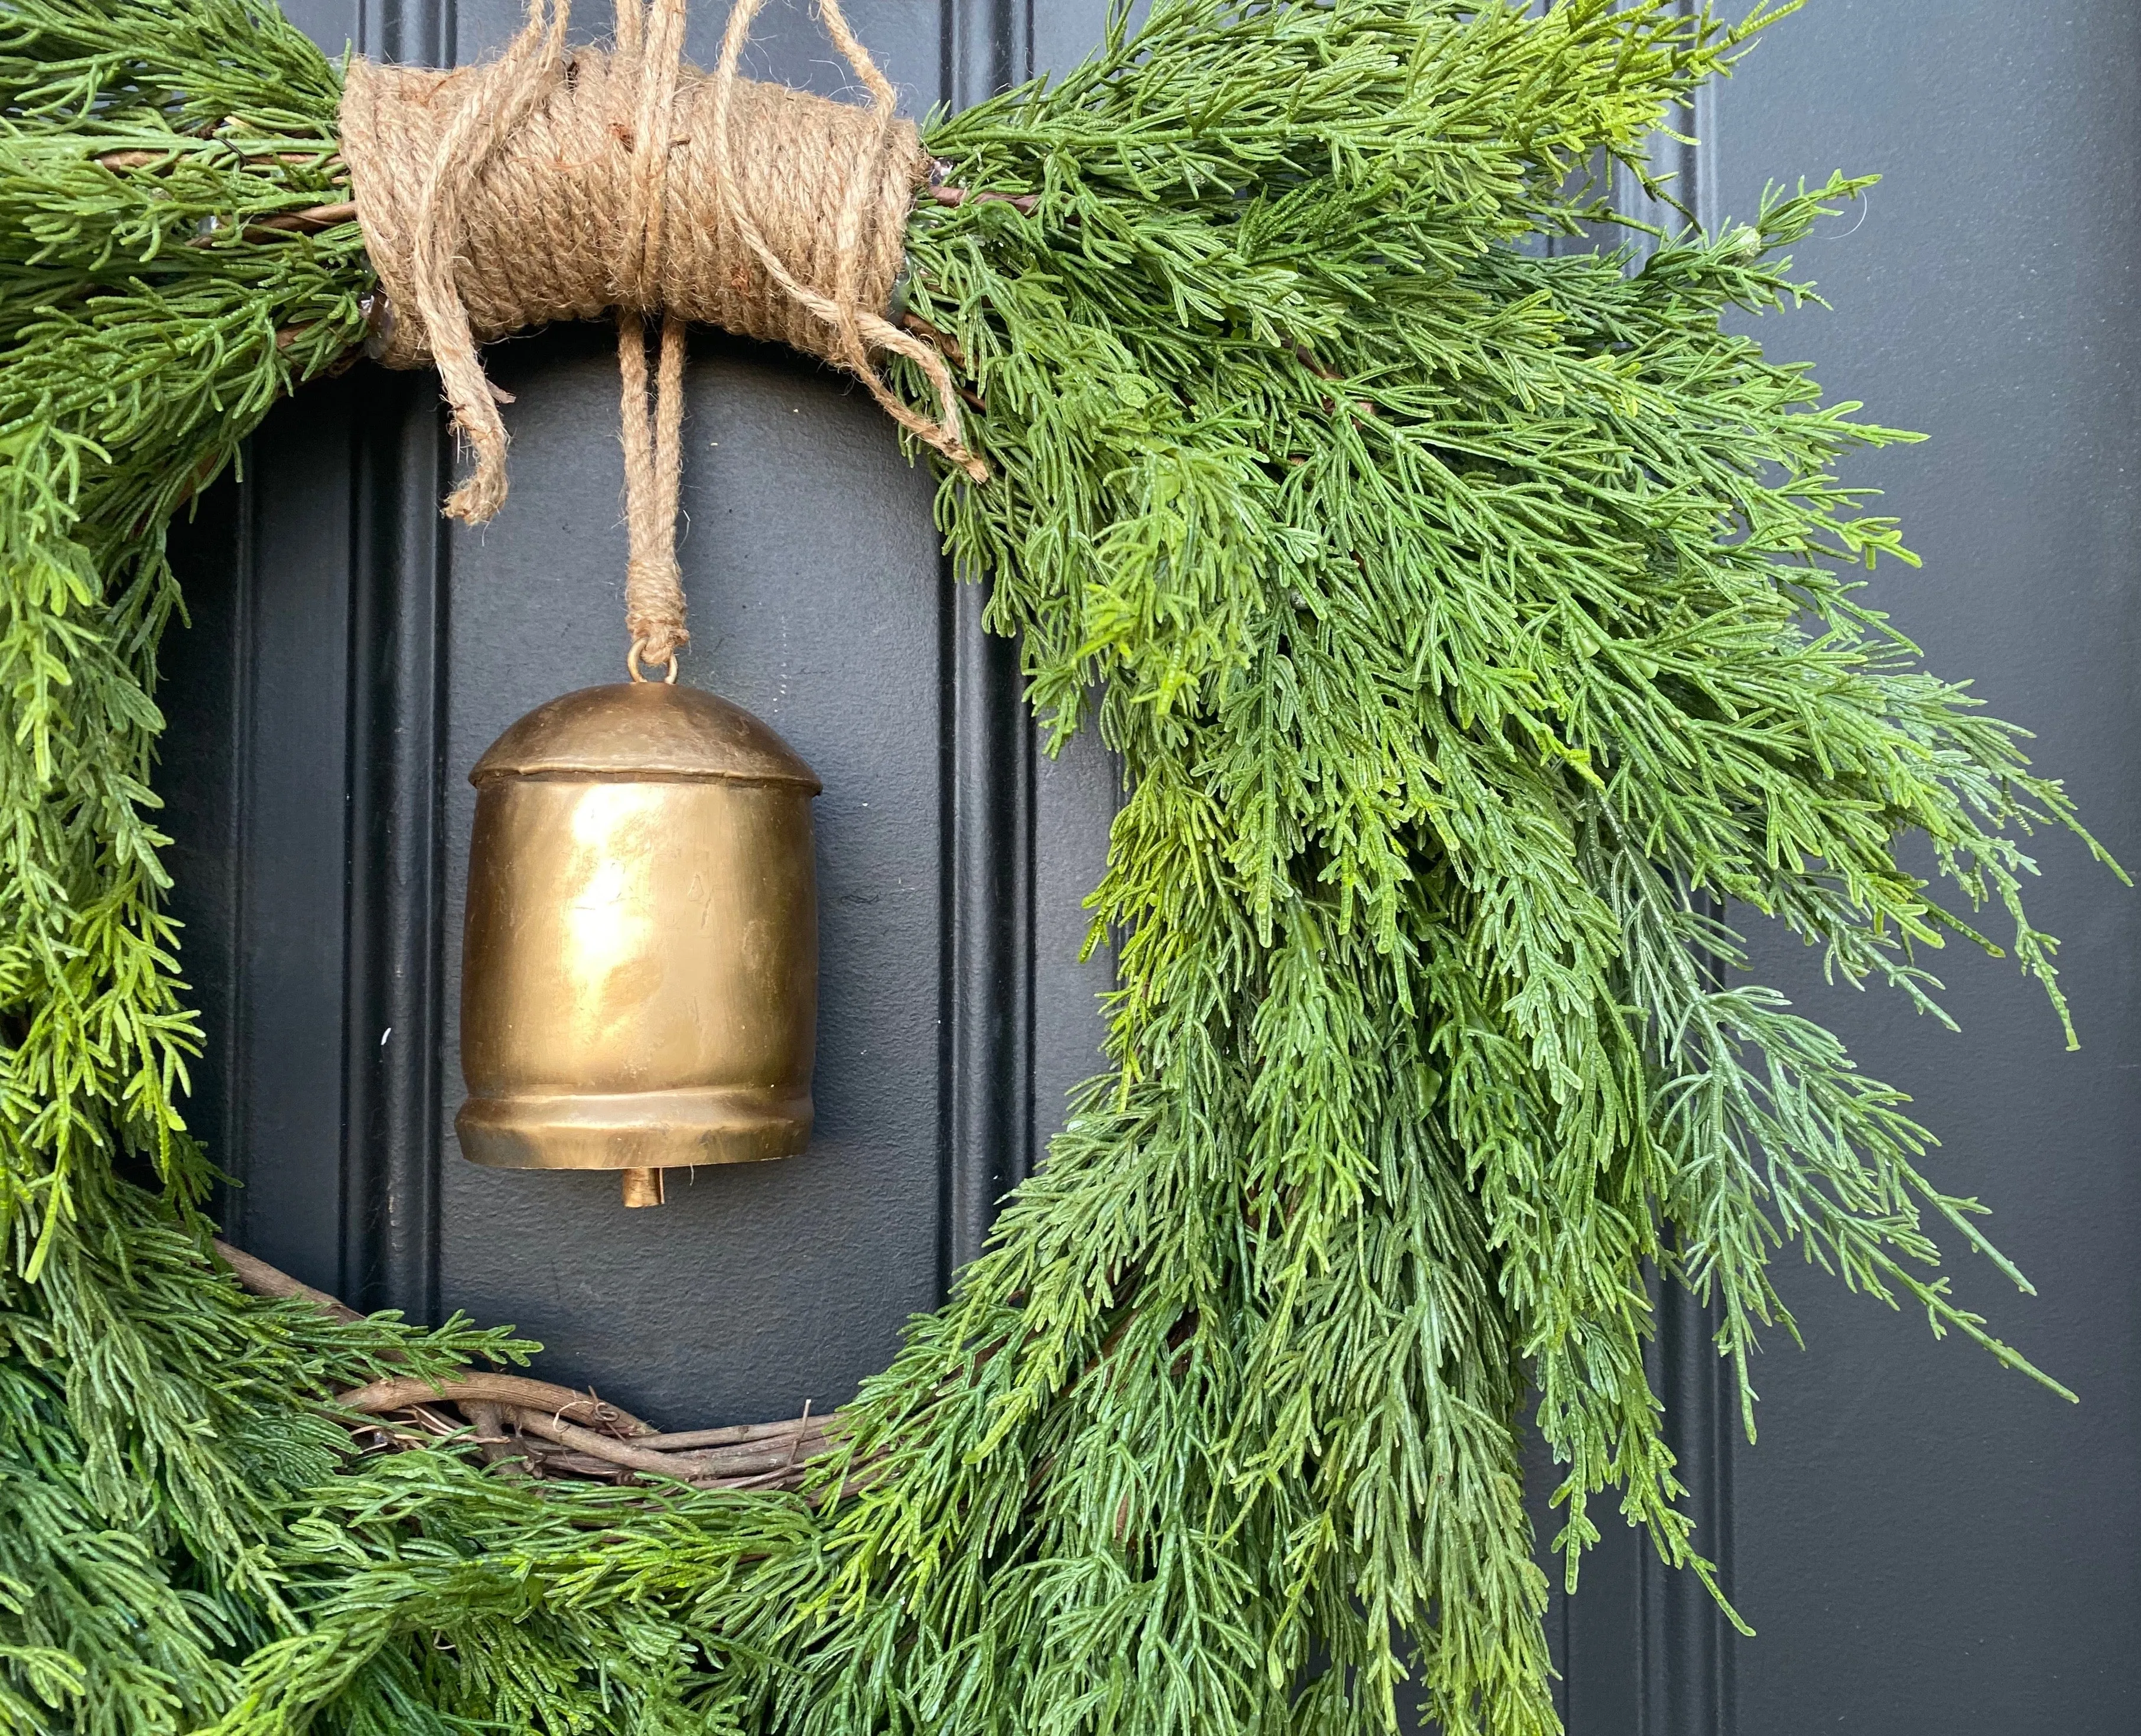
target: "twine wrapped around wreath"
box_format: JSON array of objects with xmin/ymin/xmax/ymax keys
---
[{"xmin": 339, "ymin": 0, "xmax": 984, "ymax": 665}]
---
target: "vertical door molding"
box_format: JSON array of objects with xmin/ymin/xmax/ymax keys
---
[
  {"xmin": 339, "ymin": 368, "xmax": 452, "ymax": 1319},
  {"xmin": 1641, "ymin": 1258, "xmax": 1737, "ymax": 1736},
  {"xmin": 337, "ymin": 0, "xmax": 458, "ymax": 1317},
  {"xmin": 937, "ymin": 0, "xmax": 1039, "ymax": 1287}
]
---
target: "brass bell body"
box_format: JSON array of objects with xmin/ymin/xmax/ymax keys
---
[{"xmin": 456, "ymin": 681, "xmax": 821, "ymax": 1204}]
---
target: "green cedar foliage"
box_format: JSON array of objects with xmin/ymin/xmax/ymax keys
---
[{"xmin": 0, "ymin": 2, "xmax": 2114, "ymax": 1734}]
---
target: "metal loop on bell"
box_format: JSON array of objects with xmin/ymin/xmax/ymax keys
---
[{"xmin": 627, "ymin": 637, "xmax": 679, "ymax": 684}]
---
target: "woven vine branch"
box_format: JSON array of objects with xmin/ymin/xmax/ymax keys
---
[
  {"xmin": 216, "ymin": 1242, "xmax": 837, "ymax": 1492},
  {"xmin": 0, "ymin": 3, "xmax": 2116, "ymax": 1735}
]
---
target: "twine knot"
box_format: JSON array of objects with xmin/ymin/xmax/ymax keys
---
[{"xmin": 339, "ymin": 0, "xmax": 985, "ymax": 667}]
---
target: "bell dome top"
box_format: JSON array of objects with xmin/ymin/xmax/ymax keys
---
[{"xmin": 470, "ymin": 681, "xmax": 821, "ymax": 792}]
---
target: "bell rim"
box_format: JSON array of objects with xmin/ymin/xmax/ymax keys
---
[{"xmin": 456, "ymin": 1086, "xmax": 814, "ymax": 1172}]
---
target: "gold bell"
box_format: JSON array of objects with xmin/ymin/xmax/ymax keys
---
[{"xmin": 455, "ymin": 681, "xmax": 821, "ymax": 1207}]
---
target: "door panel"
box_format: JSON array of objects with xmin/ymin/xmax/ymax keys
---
[
  {"xmin": 1714, "ymin": 6, "xmax": 2141, "ymax": 1730},
  {"xmin": 166, "ymin": 0, "xmax": 1125, "ymax": 1423},
  {"xmin": 437, "ymin": 324, "xmax": 949, "ymax": 1420}
]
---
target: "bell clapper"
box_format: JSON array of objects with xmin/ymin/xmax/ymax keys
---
[{"xmin": 622, "ymin": 1167, "xmax": 666, "ymax": 1208}]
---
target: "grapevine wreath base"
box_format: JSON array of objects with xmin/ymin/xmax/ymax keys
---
[
  {"xmin": 0, "ymin": 2, "xmax": 2116, "ymax": 1735},
  {"xmin": 214, "ymin": 1244, "xmax": 835, "ymax": 1494}
]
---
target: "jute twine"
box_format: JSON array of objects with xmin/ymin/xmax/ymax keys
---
[{"xmin": 339, "ymin": 0, "xmax": 984, "ymax": 669}]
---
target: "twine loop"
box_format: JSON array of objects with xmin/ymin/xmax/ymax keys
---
[{"xmin": 340, "ymin": 0, "xmax": 985, "ymax": 667}]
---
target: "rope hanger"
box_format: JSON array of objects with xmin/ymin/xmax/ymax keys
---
[{"xmin": 339, "ymin": 0, "xmax": 988, "ymax": 672}]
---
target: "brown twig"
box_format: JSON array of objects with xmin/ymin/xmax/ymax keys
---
[
  {"xmin": 99, "ymin": 143, "xmax": 344, "ymax": 171},
  {"xmin": 213, "ymin": 1239, "xmax": 365, "ymax": 1323},
  {"xmin": 337, "ymin": 1374, "xmax": 655, "ymax": 1437},
  {"xmin": 632, "ymin": 1416, "xmax": 819, "ymax": 1452},
  {"xmin": 899, "ymin": 310, "xmax": 965, "ymax": 369},
  {"xmin": 251, "ymin": 201, "xmax": 359, "ymax": 234},
  {"xmin": 498, "ymin": 1405, "xmax": 828, "ymax": 1480},
  {"xmin": 528, "ymin": 1448, "xmax": 636, "ymax": 1481},
  {"xmin": 926, "ymin": 184, "xmax": 1039, "ymax": 216},
  {"xmin": 894, "ymin": 311, "xmax": 984, "ymax": 409},
  {"xmin": 404, "ymin": 1403, "xmax": 468, "ymax": 1438},
  {"xmin": 699, "ymin": 1400, "xmax": 819, "ymax": 1490},
  {"xmin": 462, "ymin": 1400, "xmax": 532, "ymax": 1476},
  {"xmin": 697, "ymin": 1461, "xmax": 815, "ymax": 1493},
  {"xmin": 188, "ymin": 203, "xmax": 360, "ymax": 255}
]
